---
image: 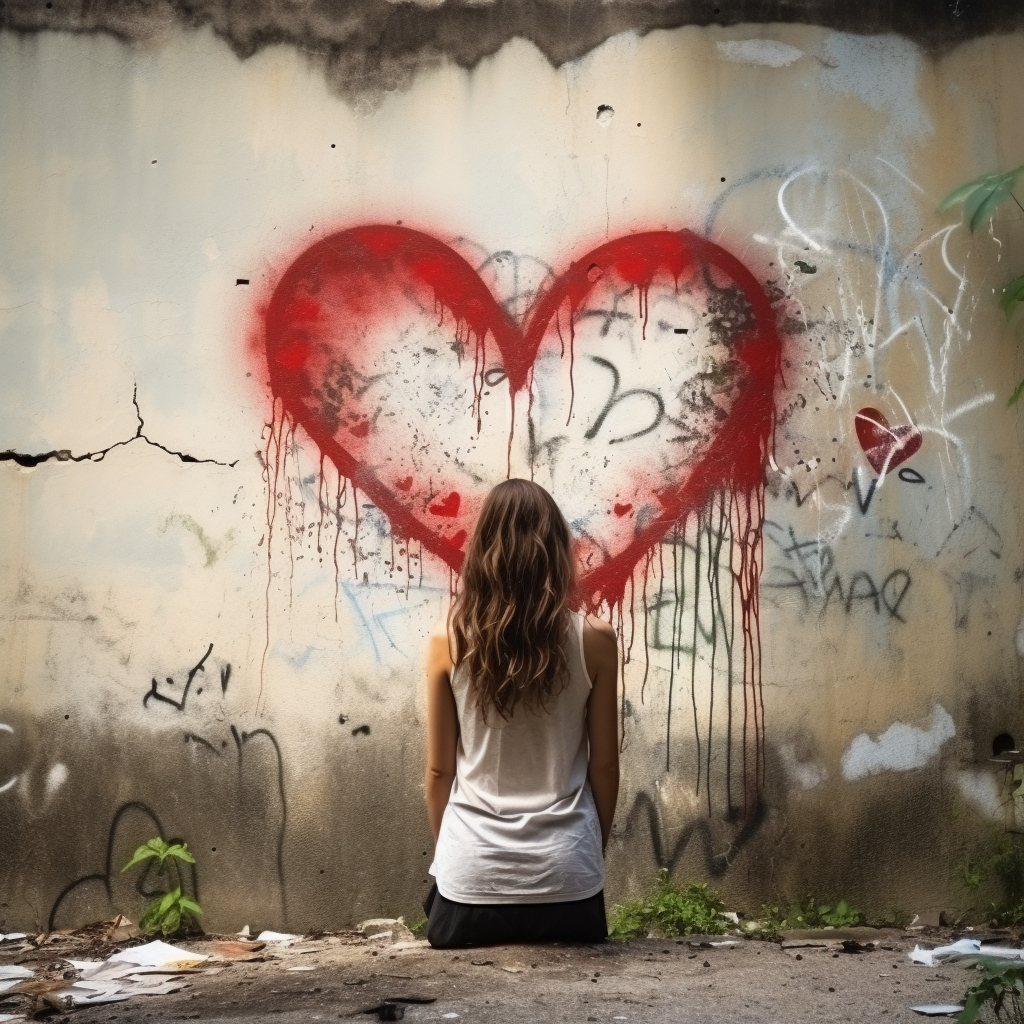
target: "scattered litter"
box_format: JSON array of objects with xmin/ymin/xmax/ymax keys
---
[
  {"xmin": 0, "ymin": 934, "xmax": 28, "ymax": 944},
  {"xmin": 910, "ymin": 939, "xmax": 1024, "ymax": 967},
  {"xmin": 0, "ymin": 968, "xmax": 33, "ymax": 980},
  {"xmin": 257, "ymin": 930, "xmax": 303, "ymax": 945},
  {"xmin": 238, "ymin": 925, "xmax": 251, "ymax": 937},
  {"xmin": 722, "ymin": 912, "xmax": 740, "ymax": 925},
  {"xmin": 0, "ymin": 1013, "xmax": 26, "ymax": 1022},
  {"xmin": 687, "ymin": 938, "xmax": 738, "ymax": 948},
  {"xmin": 910, "ymin": 1006, "xmax": 964, "ymax": 1017},
  {"xmin": 211, "ymin": 940, "xmax": 266, "ymax": 961},
  {"xmin": 286, "ymin": 965, "xmax": 316, "ymax": 972},
  {"xmin": 0, "ymin": 967, "xmax": 34, "ymax": 995},
  {"xmin": 108, "ymin": 940, "xmax": 208, "ymax": 968},
  {"xmin": 441, "ymin": 1015, "xmax": 459, "ymax": 1020}
]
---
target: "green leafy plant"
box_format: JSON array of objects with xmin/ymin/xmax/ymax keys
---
[
  {"xmin": 991, "ymin": 842, "xmax": 1024, "ymax": 926},
  {"xmin": 121, "ymin": 837, "xmax": 202, "ymax": 938},
  {"xmin": 744, "ymin": 895, "xmax": 864, "ymax": 938},
  {"xmin": 815, "ymin": 899, "xmax": 863, "ymax": 928},
  {"xmin": 959, "ymin": 957, "xmax": 1024, "ymax": 1024},
  {"xmin": 939, "ymin": 165, "xmax": 1024, "ymax": 404},
  {"xmin": 608, "ymin": 869, "xmax": 729, "ymax": 940},
  {"xmin": 939, "ymin": 166, "xmax": 1024, "ymax": 233},
  {"xmin": 959, "ymin": 858, "xmax": 984, "ymax": 891}
]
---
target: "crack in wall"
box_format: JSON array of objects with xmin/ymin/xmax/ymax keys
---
[
  {"xmin": 2, "ymin": 0, "xmax": 1023, "ymax": 102},
  {"xmin": 0, "ymin": 387, "xmax": 237, "ymax": 469}
]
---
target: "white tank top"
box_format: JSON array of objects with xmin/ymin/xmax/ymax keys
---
[{"xmin": 429, "ymin": 612, "xmax": 605, "ymax": 904}]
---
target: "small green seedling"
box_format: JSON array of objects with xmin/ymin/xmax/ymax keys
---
[
  {"xmin": 121, "ymin": 837, "xmax": 202, "ymax": 938},
  {"xmin": 959, "ymin": 957, "xmax": 1024, "ymax": 1024}
]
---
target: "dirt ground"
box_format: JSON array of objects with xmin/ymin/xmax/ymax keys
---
[{"xmin": 0, "ymin": 925, "xmax": 992, "ymax": 1023}]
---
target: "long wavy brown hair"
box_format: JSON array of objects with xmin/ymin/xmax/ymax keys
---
[{"xmin": 449, "ymin": 479, "xmax": 576, "ymax": 721}]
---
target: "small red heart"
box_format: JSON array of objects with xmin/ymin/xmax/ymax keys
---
[
  {"xmin": 263, "ymin": 226, "xmax": 781, "ymax": 606},
  {"xmin": 855, "ymin": 407, "xmax": 923, "ymax": 475},
  {"xmin": 614, "ymin": 503, "xmax": 633, "ymax": 517}
]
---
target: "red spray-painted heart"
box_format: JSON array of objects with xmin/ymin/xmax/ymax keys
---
[
  {"xmin": 855, "ymin": 407, "xmax": 923, "ymax": 475},
  {"xmin": 263, "ymin": 226, "xmax": 781, "ymax": 606}
]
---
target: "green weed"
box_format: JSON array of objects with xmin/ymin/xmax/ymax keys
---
[
  {"xmin": 959, "ymin": 957, "xmax": 1024, "ymax": 1024},
  {"xmin": 121, "ymin": 837, "xmax": 203, "ymax": 938},
  {"xmin": 744, "ymin": 895, "xmax": 864, "ymax": 938},
  {"xmin": 608, "ymin": 870, "xmax": 729, "ymax": 940}
]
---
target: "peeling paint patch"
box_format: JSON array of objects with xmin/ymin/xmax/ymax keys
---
[
  {"xmin": 955, "ymin": 770, "xmax": 1004, "ymax": 820},
  {"xmin": 716, "ymin": 40, "xmax": 804, "ymax": 67},
  {"xmin": 841, "ymin": 705, "xmax": 955, "ymax": 780},
  {"xmin": 45, "ymin": 762, "xmax": 69, "ymax": 800}
]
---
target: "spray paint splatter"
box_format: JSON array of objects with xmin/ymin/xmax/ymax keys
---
[{"xmin": 259, "ymin": 225, "xmax": 781, "ymax": 809}]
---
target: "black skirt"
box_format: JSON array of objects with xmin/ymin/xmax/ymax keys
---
[{"xmin": 423, "ymin": 883, "xmax": 607, "ymax": 948}]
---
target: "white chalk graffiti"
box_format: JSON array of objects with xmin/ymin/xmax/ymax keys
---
[{"xmin": 0, "ymin": 723, "xmax": 16, "ymax": 795}]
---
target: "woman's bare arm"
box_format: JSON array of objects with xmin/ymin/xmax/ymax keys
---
[
  {"xmin": 583, "ymin": 615, "xmax": 620, "ymax": 852},
  {"xmin": 425, "ymin": 632, "xmax": 459, "ymax": 842}
]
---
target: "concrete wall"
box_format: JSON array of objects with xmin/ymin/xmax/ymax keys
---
[{"xmin": 2, "ymin": 11, "xmax": 1024, "ymax": 931}]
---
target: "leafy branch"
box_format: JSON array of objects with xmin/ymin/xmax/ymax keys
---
[{"xmin": 939, "ymin": 164, "xmax": 1024, "ymax": 405}]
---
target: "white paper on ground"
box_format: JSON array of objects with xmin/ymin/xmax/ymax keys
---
[
  {"xmin": 127, "ymin": 980, "xmax": 188, "ymax": 996},
  {"xmin": 65, "ymin": 960, "xmax": 104, "ymax": 971},
  {"xmin": 910, "ymin": 1006, "xmax": 965, "ymax": 1016},
  {"xmin": 0, "ymin": 934, "xmax": 28, "ymax": 944},
  {"xmin": 910, "ymin": 938, "xmax": 1024, "ymax": 966},
  {"xmin": 0, "ymin": 1013, "xmax": 27, "ymax": 1022},
  {"xmin": 108, "ymin": 940, "xmax": 208, "ymax": 967},
  {"xmin": 59, "ymin": 989, "xmax": 131, "ymax": 1006},
  {"xmin": 0, "ymin": 967, "xmax": 32, "ymax": 980},
  {"xmin": 286, "ymin": 966, "xmax": 315, "ymax": 972},
  {"xmin": 257, "ymin": 931, "xmax": 302, "ymax": 944}
]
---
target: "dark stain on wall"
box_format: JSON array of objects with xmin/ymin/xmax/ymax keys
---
[{"xmin": 2, "ymin": 0, "xmax": 1023, "ymax": 100}]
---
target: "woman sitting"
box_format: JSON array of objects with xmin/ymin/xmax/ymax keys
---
[{"xmin": 423, "ymin": 479, "xmax": 620, "ymax": 948}]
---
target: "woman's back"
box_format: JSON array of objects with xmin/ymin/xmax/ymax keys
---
[{"xmin": 429, "ymin": 612, "xmax": 605, "ymax": 903}]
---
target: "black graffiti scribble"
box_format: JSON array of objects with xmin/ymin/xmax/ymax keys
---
[
  {"xmin": 143, "ymin": 643, "xmax": 214, "ymax": 711},
  {"xmin": 618, "ymin": 791, "xmax": 765, "ymax": 876},
  {"xmin": 47, "ymin": 801, "xmax": 199, "ymax": 931},
  {"xmin": 584, "ymin": 356, "xmax": 665, "ymax": 444},
  {"xmin": 183, "ymin": 724, "xmax": 290, "ymax": 924},
  {"xmin": 764, "ymin": 523, "xmax": 912, "ymax": 621}
]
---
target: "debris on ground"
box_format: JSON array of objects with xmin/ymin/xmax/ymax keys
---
[
  {"xmin": 910, "ymin": 938, "xmax": 1024, "ymax": 966},
  {"xmin": 210, "ymin": 940, "xmax": 267, "ymax": 961},
  {"xmin": 256, "ymin": 930, "xmax": 303, "ymax": 945},
  {"xmin": 356, "ymin": 919, "xmax": 415, "ymax": 944},
  {"xmin": 841, "ymin": 939, "xmax": 878, "ymax": 954},
  {"xmin": 909, "ymin": 1006, "xmax": 965, "ymax": 1017}
]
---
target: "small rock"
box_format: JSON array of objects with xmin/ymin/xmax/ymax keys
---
[{"xmin": 356, "ymin": 919, "xmax": 415, "ymax": 943}]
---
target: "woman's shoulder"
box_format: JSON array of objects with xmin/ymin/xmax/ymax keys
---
[
  {"xmin": 426, "ymin": 629, "xmax": 454, "ymax": 670},
  {"xmin": 582, "ymin": 613, "xmax": 616, "ymax": 644}
]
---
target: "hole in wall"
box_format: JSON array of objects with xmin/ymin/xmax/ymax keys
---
[
  {"xmin": 994, "ymin": 733, "xmax": 1017, "ymax": 756},
  {"xmin": 596, "ymin": 104, "xmax": 614, "ymax": 126}
]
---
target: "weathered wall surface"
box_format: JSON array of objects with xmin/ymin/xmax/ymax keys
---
[{"xmin": 2, "ymin": 11, "xmax": 1024, "ymax": 932}]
